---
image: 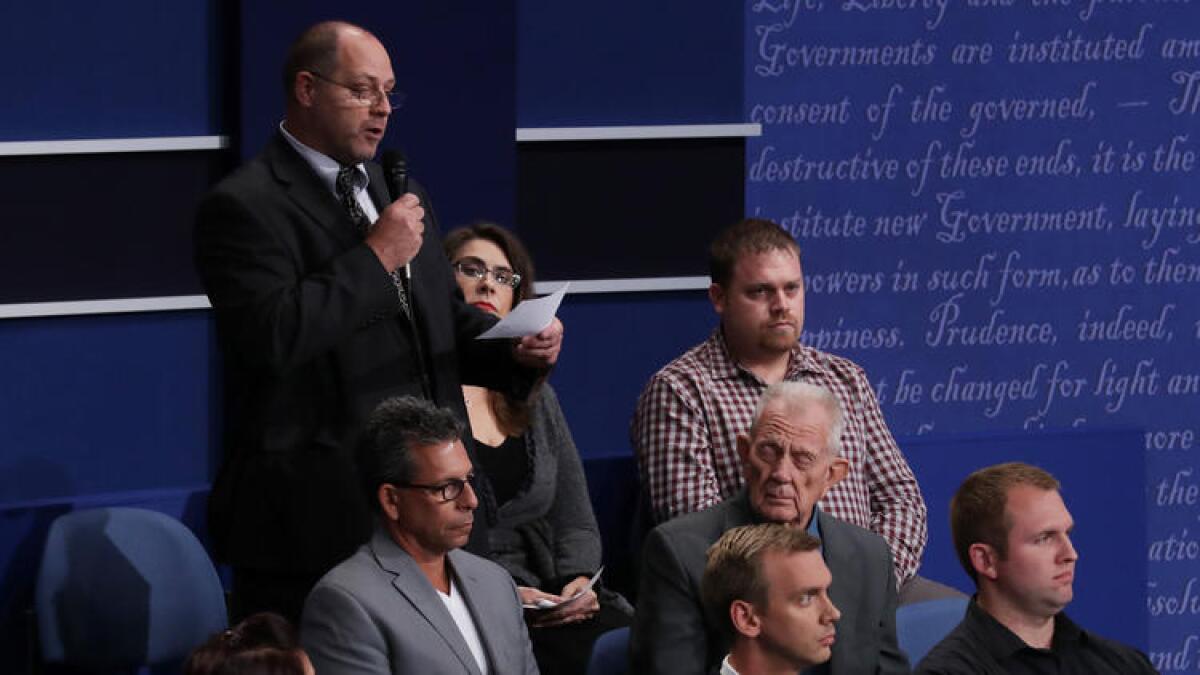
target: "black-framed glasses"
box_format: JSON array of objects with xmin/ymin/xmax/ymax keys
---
[
  {"xmin": 453, "ymin": 259, "xmax": 521, "ymax": 289},
  {"xmin": 393, "ymin": 474, "xmax": 474, "ymax": 502},
  {"xmin": 307, "ymin": 70, "xmax": 405, "ymax": 109}
]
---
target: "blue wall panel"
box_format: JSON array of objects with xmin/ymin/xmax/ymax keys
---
[
  {"xmin": 0, "ymin": 152, "xmax": 227, "ymax": 304},
  {"xmin": 0, "ymin": 1, "xmax": 222, "ymax": 140},
  {"xmin": 549, "ymin": 291, "xmax": 715, "ymax": 459},
  {"xmin": 0, "ymin": 312, "xmax": 218, "ymax": 504},
  {"xmin": 517, "ymin": 0, "xmax": 743, "ymax": 126},
  {"xmin": 516, "ymin": 139, "xmax": 744, "ymax": 280}
]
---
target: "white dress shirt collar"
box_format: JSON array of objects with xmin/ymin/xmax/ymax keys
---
[{"xmin": 278, "ymin": 120, "xmax": 370, "ymax": 197}]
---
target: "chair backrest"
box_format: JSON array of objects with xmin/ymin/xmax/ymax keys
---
[
  {"xmin": 586, "ymin": 626, "xmax": 630, "ymax": 675},
  {"xmin": 35, "ymin": 507, "xmax": 227, "ymax": 668},
  {"xmin": 896, "ymin": 596, "xmax": 970, "ymax": 665}
]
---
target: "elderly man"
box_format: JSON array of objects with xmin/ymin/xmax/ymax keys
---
[
  {"xmin": 301, "ymin": 396, "xmax": 537, "ymax": 675},
  {"xmin": 702, "ymin": 524, "xmax": 840, "ymax": 675},
  {"xmin": 632, "ymin": 218, "xmax": 926, "ymax": 592},
  {"xmin": 632, "ymin": 382, "xmax": 908, "ymax": 674},
  {"xmin": 916, "ymin": 463, "xmax": 1155, "ymax": 674},
  {"xmin": 195, "ymin": 20, "xmax": 561, "ymax": 621}
]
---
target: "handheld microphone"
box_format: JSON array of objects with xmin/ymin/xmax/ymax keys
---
[
  {"xmin": 381, "ymin": 149, "xmax": 431, "ymax": 399},
  {"xmin": 382, "ymin": 149, "xmax": 408, "ymax": 198},
  {"xmin": 381, "ymin": 149, "xmax": 412, "ymax": 279}
]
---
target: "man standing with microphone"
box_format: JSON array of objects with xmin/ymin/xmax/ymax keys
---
[{"xmin": 195, "ymin": 20, "xmax": 562, "ymax": 624}]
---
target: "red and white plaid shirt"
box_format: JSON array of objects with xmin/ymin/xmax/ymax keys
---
[{"xmin": 631, "ymin": 328, "xmax": 928, "ymax": 584}]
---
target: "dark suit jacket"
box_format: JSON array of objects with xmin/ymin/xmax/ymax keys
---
[
  {"xmin": 195, "ymin": 133, "xmax": 532, "ymax": 573},
  {"xmin": 301, "ymin": 527, "xmax": 538, "ymax": 675},
  {"xmin": 632, "ymin": 491, "xmax": 910, "ymax": 675}
]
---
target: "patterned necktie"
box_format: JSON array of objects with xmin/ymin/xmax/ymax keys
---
[{"xmin": 336, "ymin": 166, "xmax": 412, "ymax": 319}]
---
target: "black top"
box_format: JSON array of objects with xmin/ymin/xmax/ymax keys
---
[
  {"xmin": 476, "ymin": 434, "xmax": 529, "ymax": 507},
  {"xmin": 916, "ymin": 599, "xmax": 1158, "ymax": 675}
]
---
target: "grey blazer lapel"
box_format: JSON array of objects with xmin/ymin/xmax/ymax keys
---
[
  {"xmin": 448, "ymin": 550, "xmax": 506, "ymax": 672},
  {"xmin": 818, "ymin": 511, "xmax": 858, "ymax": 675},
  {"xmin": 369, "ymin": 531, "xmax": 484, "ymax": 675},
  {"xmin": 722, "ymin": 491, "xmax": 758, "ymax": 530},
  {"xmin": 265, "ymin": 133, "xmax": 361, "ymax": 248}
]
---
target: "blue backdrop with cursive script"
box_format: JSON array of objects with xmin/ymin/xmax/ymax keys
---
[{"xmin": 745, "ymin": 0, "xmax": 1200, "ymax": 667}]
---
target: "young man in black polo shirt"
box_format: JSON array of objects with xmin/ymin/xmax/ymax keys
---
[{"xmin": 917, "ymin": 462, "xmax": 1156, "ymax": 674}]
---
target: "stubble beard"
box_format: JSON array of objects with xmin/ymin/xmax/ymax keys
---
[{"xmin": 759, "ymin": 317, "xmax": 801, "ymax": 353}]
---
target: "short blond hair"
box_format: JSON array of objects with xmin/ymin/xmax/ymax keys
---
[{"xmin": 701, "ymin": 524, "xmax": 821, "ymax": 640}]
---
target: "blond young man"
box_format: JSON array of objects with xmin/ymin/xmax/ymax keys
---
[{"xmin": 702, "ymin": 524, "xmax": 840, "ymax": 675}]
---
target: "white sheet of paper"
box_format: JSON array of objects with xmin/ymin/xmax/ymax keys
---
[
  {"xmin": 522, "ymin": 566, "xmax": 604, "ymax": 610},
  {"xmin": 476, "ymin": 284, "xmax": 569, "ymax": 339}
]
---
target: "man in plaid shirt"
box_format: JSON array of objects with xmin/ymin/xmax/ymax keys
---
[{"xmin": 632, "ymin": 218, "xmax": 929, "ymax": 591}]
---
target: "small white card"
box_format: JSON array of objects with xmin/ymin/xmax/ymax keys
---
[
  {"xmin": 522, "ymin": 566, "xmax": 604, "ymax": 610},
  {"xmin": 476, "ymin": 284, "xmax": 569, "ymax": 340}
]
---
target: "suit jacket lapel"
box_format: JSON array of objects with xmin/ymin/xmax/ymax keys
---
[
  {"xmin": 723, "ymin": 491, "xmax": 757, "ymax": 530},
  {"xmin": 369, "ymin": 529, "xmax": 483, "ymax": 675},
  {"xmin": 448, "ymin": 549, "xmax": 505, "ymax": 672},
  {"xmin": 818, "ymin": 511, "xmax": 855, "ymax": 675},
  {"xmin": 365, "ymin": 161, "xmax": 392, "ymax": 213},
  {"xmin": 265, "ymin": 133, "xmax": 361, "ymax": 249}
]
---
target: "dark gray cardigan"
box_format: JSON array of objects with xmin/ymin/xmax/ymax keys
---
[{"xmin": 484, "ymin": 385, "xmax": 603, "ymax": 591}]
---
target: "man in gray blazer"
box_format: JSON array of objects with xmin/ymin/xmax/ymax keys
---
[
  {"xmin": 632, "ymin": 382, "xmax": 910, "ymax": 674},
  {"xmin": 301, "ymin": 396, "xmax": 538, "ymax": 674}
]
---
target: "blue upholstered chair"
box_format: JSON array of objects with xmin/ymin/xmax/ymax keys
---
[
  {"xmin": 586, "ymin": 626, "xmax": 630, "ymax": 675},
  {"xmin": 896, "ymin": 596, "xmax": 970, "ymax": 665},
  {"xmin": 35, "ymin": 507, "xmax": 227, "ymax": 670}
]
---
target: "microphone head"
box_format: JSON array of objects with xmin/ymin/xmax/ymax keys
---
[
  {"xmin": 381, "ymin": 149, "xmax": 408, "ymax": 198},
  {"xmin": 382, "ymin": 149, "xmax": 407, "ymax": 172}
]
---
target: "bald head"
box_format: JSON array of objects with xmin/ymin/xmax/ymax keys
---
[
  {"xmin": 282, "ymin": 21, "xmax": 378, "ymax": 101},
  {"xmin": 280, "ymin": 21, "xmax": 394, "ymax": 165}
]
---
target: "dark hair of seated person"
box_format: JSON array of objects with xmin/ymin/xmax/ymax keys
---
[
  {"xmin": 444, "ymin": 221, "xmax": 538, "ymax": 436},
  {"xmin": 184, "ymin": 612, "xmax": 311, "ymax": 675}
]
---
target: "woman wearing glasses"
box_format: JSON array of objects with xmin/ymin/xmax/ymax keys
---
[{"xmin": 444, "ymin": 223, "xmax": 632, "ymax": 675}]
